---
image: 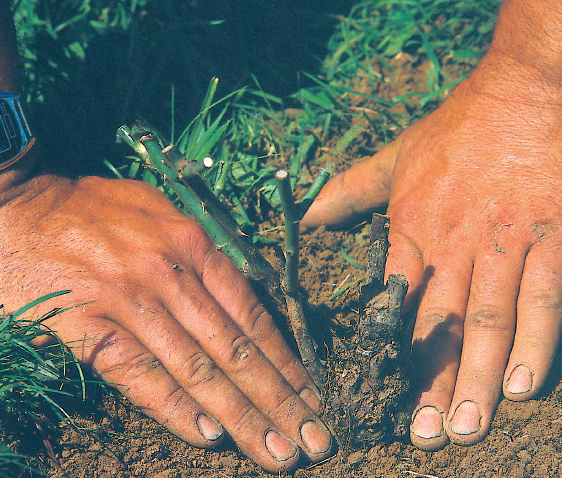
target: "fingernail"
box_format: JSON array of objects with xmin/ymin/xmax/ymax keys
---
[
  {"xmin": 505, "ymin": 364, "xmax": 533, "ymax": 394},
  {"xmin": 410, "ymin": 406, "xmax": 444, "ymax": 439},
  {"xmin": 300, "ymin": 420, "xmax": 332, "ymax": 455},
  {"xmin": 197, "ymin": 414, "xmax": 224, "ymax": 441},
  {"xmin": 448, "ymin": 400, "xmax": 481, "ymax": 435},
  {"xmin": 300, "ymin": 387, "xmax": 322, "ymax": 414},
  {"xmin": 265, "ymin": 430, "xmax": 298, "ymax": 462}
]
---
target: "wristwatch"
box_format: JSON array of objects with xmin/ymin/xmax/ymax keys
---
[{"xmin": 0, "ymin": 92, "xmax": 35, "ymax": 170}]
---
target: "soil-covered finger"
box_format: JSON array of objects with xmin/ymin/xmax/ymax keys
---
[
  {"xmin": 44, "ymin": 312, "xmax": 225, "ymax": 449},
  {"xmin": 408, "ymin": 252, "xmax": 472, "ymax": 448},
  {"xmin": 384, "ymin": 229, "xmax": 424, "ymax": 312},
  {"xmin": 300, "ymin": 141, "xmax": 399, "ymax": 230},
  {"xmin": 153, "ymin": 288, "xmax": 332, "ymax": 461},
  {"xmin": 446, "ymin": 242, "xmax": 523, "ymax": 445},
  {"xmin": 505, "ymin": 240, "xmax": 562, "ymax": 400},
  {"xmin": 192, "ymin": 239, "xmax": 322, "ymax": 403},
  {"xmin": 97, "ymin": 299, "xmax": 306, "ymax": 472}
]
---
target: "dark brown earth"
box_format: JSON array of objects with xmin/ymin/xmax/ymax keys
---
[{"xmin": 8, "ymin": 51, "xmax": 562, "ymax": 478}]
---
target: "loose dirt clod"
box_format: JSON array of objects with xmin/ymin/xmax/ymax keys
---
[{"xmin": 323, "ymin": 214, "xmax": 414, "ymax": 447}]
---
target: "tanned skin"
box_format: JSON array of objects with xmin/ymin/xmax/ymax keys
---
[
  {"xmin": 4, "ymin": 0, "xmax": 562, "ymax": 469},
  {"xmin": 0, "ymin": 1, "xmax": 332, "ymax": 472},
  {"xmin": 303, "ymin": 0, "xmax": 562, "ymax": 451}
]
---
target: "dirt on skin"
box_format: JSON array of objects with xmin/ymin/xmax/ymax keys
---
[
  {"xmin": 28, "ymin": 221, "xmax": 562, "ymax": 478},
  {"xmin": 8, "ymin": 52, "xmax": 562, "ymax": 478}
]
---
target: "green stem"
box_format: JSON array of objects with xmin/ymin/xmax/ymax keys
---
[
  {"xmin": 161, "ymin": 144, "xmax": 213, "ymax": 178},
  {"xmin": 298, "ymin": 168, "xmax": 331, "ymax": 217},
  {"xmin": 275, "ymin": 169, "xmax": 299, "ymax": 294},
  {"xmin": 117, "ymin": 124, "xmax": 281, "ymax": 300},
  {"xmin": 275, "ymin": 168, "xmax": 326, "ymax": 389}
]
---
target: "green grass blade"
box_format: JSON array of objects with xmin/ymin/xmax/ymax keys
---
[{"xmin": 10, "ymin": 290, "xmax": 71, "ymax": 319}]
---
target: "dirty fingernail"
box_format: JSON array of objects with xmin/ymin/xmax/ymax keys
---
[
  {"xmin": 410, "ymin": 406, "xmax": 444, "ymax": 439},
  {"xmin": 265, "ymin": 430, "xmax": 298, "ymax": 462},
  {"xmin": 197, "ymin": 414, "xmax": 224, "ymax": 441},
  {"xmin": 448, "ymin": 400, "xmax": 481, "ymax": 435},
  {"xmin": 300, "ymin": 387, "xmax": 322, "ymax": 414},
  {"xmin": 300, "ymin": 420, "xmax": 332, "ymax": 455},
  {"xmin": 505, "ymin": 364, "xmax": 533, "ymax": 394}
]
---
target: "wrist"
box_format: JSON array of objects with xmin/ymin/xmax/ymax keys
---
[
  {"xmin": 490, "ymin": 0, "xmax": 562, "ymax": 84},
  {"xmin": 0, "ymin": 172, "xmax": 76, "ymax": 223},
  {"xmin": 466, "ymin": 50, "xmax": 562, "ymax": 108},
  {"xmin": 0, "ymin": 145, "xmax": 40, "ymax": 205}
]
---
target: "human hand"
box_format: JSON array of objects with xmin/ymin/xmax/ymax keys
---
[
  {"xmin": 0, "ymin": 175, "xmax": 332, "ymax": 472},
  {"xmin": 301, "ymin": 50, "xmax": 562, "ymax": 450}
]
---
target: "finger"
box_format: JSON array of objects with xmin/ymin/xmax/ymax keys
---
[
  {"xmin": 503, "ymin": 238, "xmax": 562, "ymax": 401},
  {"xmin": 300, "ymin": 138, "xmax": 402, "ymax": 230},
  {"xmin": 50, "ymin": 313, "xmax": 225, "ymax": 450},
  {"xmin": 385, "ymin": 227, "xmax": 425, "ymax": 313},
  {"xmin": 192, "ymin": 237, "xmax": 322, "ymax": 412},
  {"xmin": 408, "ymin": 249, "xmax": 473, "ymax": 451},
  {"xmin": 445, "ymin": 240, "xmax": 525, "ymax": 445},
  {"xmin": 151, "ymin": 281, "xmax": 333, "ymax": 464},
  {"xmin": 107, "ymin": 298, "xmax": 307, "ymax": 473}
]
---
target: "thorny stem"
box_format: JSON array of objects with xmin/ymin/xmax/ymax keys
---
[
  {"xmin": 117, "ymin": 124, "xmax": 282, "ymax": 302},
  {"xmin": 119, "ymin": 123, "xmax": 329, "ymax": 389},
  {"xmin": 161, "ymin": 144, "xmax": 214, "ymax": 179}
]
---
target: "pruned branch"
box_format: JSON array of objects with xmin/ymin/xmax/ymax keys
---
[{"xmin": 275, "ymin": 168, "xmax": 330, "ymax": 390}]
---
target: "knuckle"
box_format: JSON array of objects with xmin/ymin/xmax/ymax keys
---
[
  {"xmin": 188, "ymin": 227, "xmax": 216, "ymax": 267},
  {"xmin": 127, "ymin": 353, "xmax": 164, "ymax": 378},
  {"xmin": 416, "ymin": 308, "xmax": 464, "ymax": 340},
  {"xmin": 229, "ymin": 402, "xmax": 262, "ymax": 436},
  {"xmin": 530, "ymin": 221, "xmax": 561, "ymax": 243},
  {"xmin": 464, "ymin": 306, "xmax": 512, "ymax": 333},
  {"xmin": 244, "ymin": 302, "xmax": 275, "ymax": 343},
  {"xmin": 159, "ymin": 386, "xmax": 192, "ymax": 422},
  {"xmin": 387, "ymin": 202, "xmax": 419, "ymax": 232},
  {"xmin": 178, "ymin": 350, "xmax": 220, "ymax": 391},
  {"xmin": 223, "ymin": 336, "xmax": 262, "ymax": 375},
  {"xmin": 269, "ymin": 388, "xmax": 301, "ymax": 414},
  {"xmin": 95, "ymin": 335, "xmax": 163, "ymax": 384},
  {"xmin": 520, "ymin": 284, "xmax": 562, "ymax": 312}
]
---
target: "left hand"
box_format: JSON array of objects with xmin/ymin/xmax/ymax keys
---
[
  {"xmin": 301, "ymin": 49, "xmax": 562, "ymax": 450},
  {"xmin": 1, "ymin": 174, "xmax": 333, "ymax": 472}
]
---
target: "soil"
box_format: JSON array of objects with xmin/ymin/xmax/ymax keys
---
[
  {"xmin": 30, "ymin": 220, "xmax": 562, "ymax": 478},
  {"xmin": 8, "ymin": 41, "xmax": 562, "ymax": 478}
]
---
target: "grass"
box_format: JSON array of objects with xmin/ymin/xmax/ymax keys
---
[
  {"xmin": 116, "ymin": 0, "xmax": 500, "ymax": 247},
  {"xmin": 117, "ymin": 0, "xmax": 501, "ymax": 392},
  {"xmin": 0, "ymin": 291, "xmax": 86, "ymax": 476}
]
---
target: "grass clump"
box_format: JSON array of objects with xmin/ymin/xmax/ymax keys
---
[
  {"xmin": 0, "ymin": 291, "xmax": 84, "ymax": 476},
  {"xmin": 294, "ymin": 0, "xmax": 502, "ymax": 146},
  {"xmin": 324, "ymin": 0, "xmax": 501, "ymax": 87},
  {"xmin": 13, "ymin": 0, "xmax": 148, "ymax": 103}
]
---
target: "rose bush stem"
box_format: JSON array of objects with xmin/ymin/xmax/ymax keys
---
[
  {"xmin": 275, "ymin": 169, "xmax": 328, "ymax": 389},
  {"xmin": 117, "ymin": 124, "xmax": 282, "ymax": 301}
]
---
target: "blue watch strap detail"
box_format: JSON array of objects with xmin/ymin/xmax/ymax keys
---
[{"xmin": 0, "ymin": 92, "xmax": 35, "ymax": 170}]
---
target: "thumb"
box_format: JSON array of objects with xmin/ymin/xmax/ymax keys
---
[{"xmin": 301, "ymin": 137, "xmax": 401, "ymax": 230}]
